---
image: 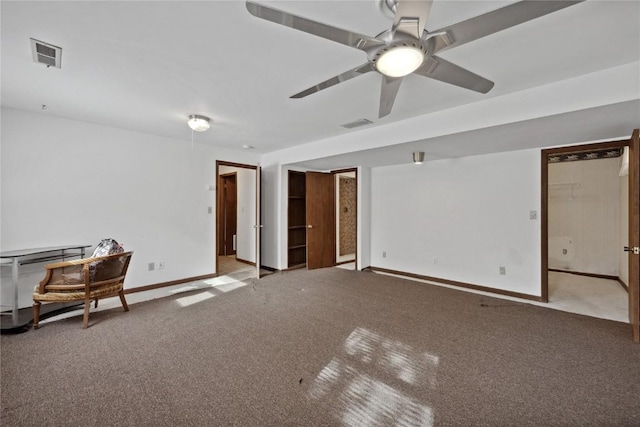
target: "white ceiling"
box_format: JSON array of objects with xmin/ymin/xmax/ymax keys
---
[{"xmin": 2, "ymin": 0, "xmax": 639, "ymax": 167}]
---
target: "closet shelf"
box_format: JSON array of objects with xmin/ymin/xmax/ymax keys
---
[
  {"xmin": 549, "ymin": 182, "xmax": 579, "ymax": 188},
  {"xmin": 549, "ymin": 182, "xmax": 579, "ymax": 200}
]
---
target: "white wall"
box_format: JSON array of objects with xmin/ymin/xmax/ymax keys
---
[
  {"xmin": 370, "ymin": 149, "xmax": 541, "ymax": 296},
  {"xmin": 0, "ymin": 108, "xmax": 258, "ymax": 308},
  {"xmin": 218, "ymin": 165, "xmax": 256, "ymax": 263},
  {"xmin": 548, "ymin": 157, "xmax": 620, "ymax": 276},
  {"xmin": 258, "ymin": 64, "xmax": 638, "ymax": 274}
]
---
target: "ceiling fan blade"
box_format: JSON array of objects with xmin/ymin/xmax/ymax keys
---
[
  {"xmin": 379, "ymin": 76, "xmax": 403, "ymax": 118},
  {"xmin": 393, "ymin": 0, "xmax": 433, "ymax": 39},
  {"xmin": 246, "ymin": 1, "xmax": 383, "ymax": 51},
  {"xmin": 291, "ymin": 63, "xmax": 375, "ymax": 99},
  {"xmin": 415, "ymin": 56, "xmax": 494, "ymax": 93},
  {"xmin": 430, "ymin": 1, "xmax": 584, "ymax": 54}
]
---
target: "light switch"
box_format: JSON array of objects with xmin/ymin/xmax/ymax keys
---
[{"xmin": 529, "ymin": 210, "xmax": 537, "ymax": 220}]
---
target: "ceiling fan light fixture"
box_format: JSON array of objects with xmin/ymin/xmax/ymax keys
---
[
  {"xmin": 376, "ymin": 46, "xmax": 424, "ymax": 78},
  {"xmin": 188, "ymin": 114, "xmax": 210, "ymax": 132}
]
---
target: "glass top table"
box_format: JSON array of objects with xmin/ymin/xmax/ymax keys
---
[{"xmin": 1, "ymin": 244, "xmax": 92, "ymax": 327}]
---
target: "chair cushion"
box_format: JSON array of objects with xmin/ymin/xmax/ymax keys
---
[{"xmin": 33, "ymin": 282, "xmax": 123, "ymax": 302}]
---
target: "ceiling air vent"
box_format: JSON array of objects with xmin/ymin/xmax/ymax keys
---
[
  {"xmin": 30, "ymin": 38, "xmax": 62, "ymax": 68},
  {"xmin": 341, "ymin": 118, "xmax": 373, "ymax": 129}
]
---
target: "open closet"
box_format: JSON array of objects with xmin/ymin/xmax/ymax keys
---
[{"xmin": 287, "ymin": 168, "xmax": 357, "ymax": 270}]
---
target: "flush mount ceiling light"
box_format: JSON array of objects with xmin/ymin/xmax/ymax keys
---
[
  {"xmin": 413, "ymin": 151, "xmax": 425, "ymax": 164},
  {"xmin": 187, "ymin": 114, "xmax": 210, "ymax": 132},
  {"xmin": 376, "ymin": 46, "xmax": 425, "ymax": 78}
]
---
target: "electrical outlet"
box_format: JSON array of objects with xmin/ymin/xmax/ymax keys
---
[
  {"xmin": 382, "ymin": 251, "xmax": 387, "ymax": 258},
  {"xmin": 158, "ymin": 261, "xmax": 165, "ymax": 270},
  {"xmin": 499, "ymin": 266, "xmax": 506, "ymax": 275},
  {"xmin": 148, "ymin": 262, "xmax": 155, "ymax": 271}
]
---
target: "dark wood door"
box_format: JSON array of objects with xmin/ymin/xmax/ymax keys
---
[
  {"xmin": 628, "ymin": 129, "xmax": 639, "ymax": 343},
  {"xmin": 306, "ymin": 172, "xmax": 335, "ymax": 270},
  {"xmin": 219, "ymin": 173, "xmax": 237, "ymax": 256}
]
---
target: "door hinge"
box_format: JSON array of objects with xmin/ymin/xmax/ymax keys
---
[{"xmin": 624, "ymin": 246, "xmax": 640, "ymax": 255}]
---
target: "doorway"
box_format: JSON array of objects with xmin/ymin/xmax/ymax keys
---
[
  {"xmin": 541, "ymin": 131, "xmax": 639, "ymax": 342},
  {"xmin": 216, "ymin": 161, "xmax": 260, "ymax": 279},
  {"xmin": 218, "ymin": 173, "xmax": 237, "ymax": 257},
  {"xmin": 286, "ymin": 168, "xmax": 359, "ymax": 270},
  {"xmin": 335, "ymin": 170, "xmax": 357, "ymax": 269}
]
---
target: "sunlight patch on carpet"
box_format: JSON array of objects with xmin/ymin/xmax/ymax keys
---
[
  {"xmin": 169, "ymin": 276, "xmax": 250, "ymax": 295},
  {"xmin": 213, "ymin": 281, "xmax": 247, "ymax": 293},
  {"xmin": 309, "ymin": 327, "xmax": 438, "ymax": 426},
  {"xmin": 175, "ymin": 291, "xmax": 215, "ymax": 307},
  {"xmin": 204, "ymin": 275, "xmax": 252, "ymax": 289},
  {"xmin": 344, "ymin": 327, "xmax": 439, "ymax": 387}
]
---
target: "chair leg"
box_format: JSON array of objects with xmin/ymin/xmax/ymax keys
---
[
  {"xmin": 83, "ymin": 295, "xmax": 91, "ymax": 329},
  {"xmin": 33, "ymin": 302, "xmax": 41, "ymax": 330},
  {"xmin": 119, "ymin": 290, "xmax": 129, "ymax": 312},
  {"xmin": 95, "ymin": 299, "xmax": 99, "ymax": 309}
]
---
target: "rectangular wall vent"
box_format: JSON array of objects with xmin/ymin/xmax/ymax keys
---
[
  {"xmin": 341, "ymin": 118, "xmax": 373, "ymax": 129},
  {"xmin": 30, "ymin": 38, "xmax": 62, "ymax": 69}
]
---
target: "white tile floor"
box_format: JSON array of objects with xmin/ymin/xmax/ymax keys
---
[
  {"xmin": 336, "ymin": 262, "xmax": 356, "ymax": 270},
  {"xmin": 547, "ymin": 271, "xmax": 628, "ymax": 322},
  {"xmin": 373, "ymin": 269, "xmax": 628, "ymax": 323},
  {"xmin": 40, "ymin": 264, "xmax": 629, "ymax": 326}
]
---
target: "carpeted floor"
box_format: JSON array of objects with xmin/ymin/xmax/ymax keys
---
[{"xmin": 2, "ymin": 268, "xmax": 639, "ymax": 426}]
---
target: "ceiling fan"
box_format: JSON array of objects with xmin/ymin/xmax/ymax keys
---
[{"xmin": 246, "ymin": 0, "xmax": 584, "ymax": 118}]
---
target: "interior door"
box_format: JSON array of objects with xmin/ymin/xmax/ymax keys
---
[
  {"xmin": 306, "ymin": 172, "xmax": 335, "ymax": 270},
  {"xmin": 220, "ymin": 174, "xmax": 237, "ymax": 256},
  {"xmin": 628, "ymin": 129, "xmax": 639, "ymax": 343},
  {"xmin": 255, "ymin": 164, "xmax": 262, "ymax": 278}
]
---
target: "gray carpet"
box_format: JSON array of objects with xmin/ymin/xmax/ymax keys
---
[{"xmin": 2, "ymin": 268, "xmax": 640, "ymax": 426}]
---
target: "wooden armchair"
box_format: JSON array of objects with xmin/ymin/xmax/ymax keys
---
[{"xmin": 33, "ymin": 251, "xmax": 133, "ymax": 329}]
